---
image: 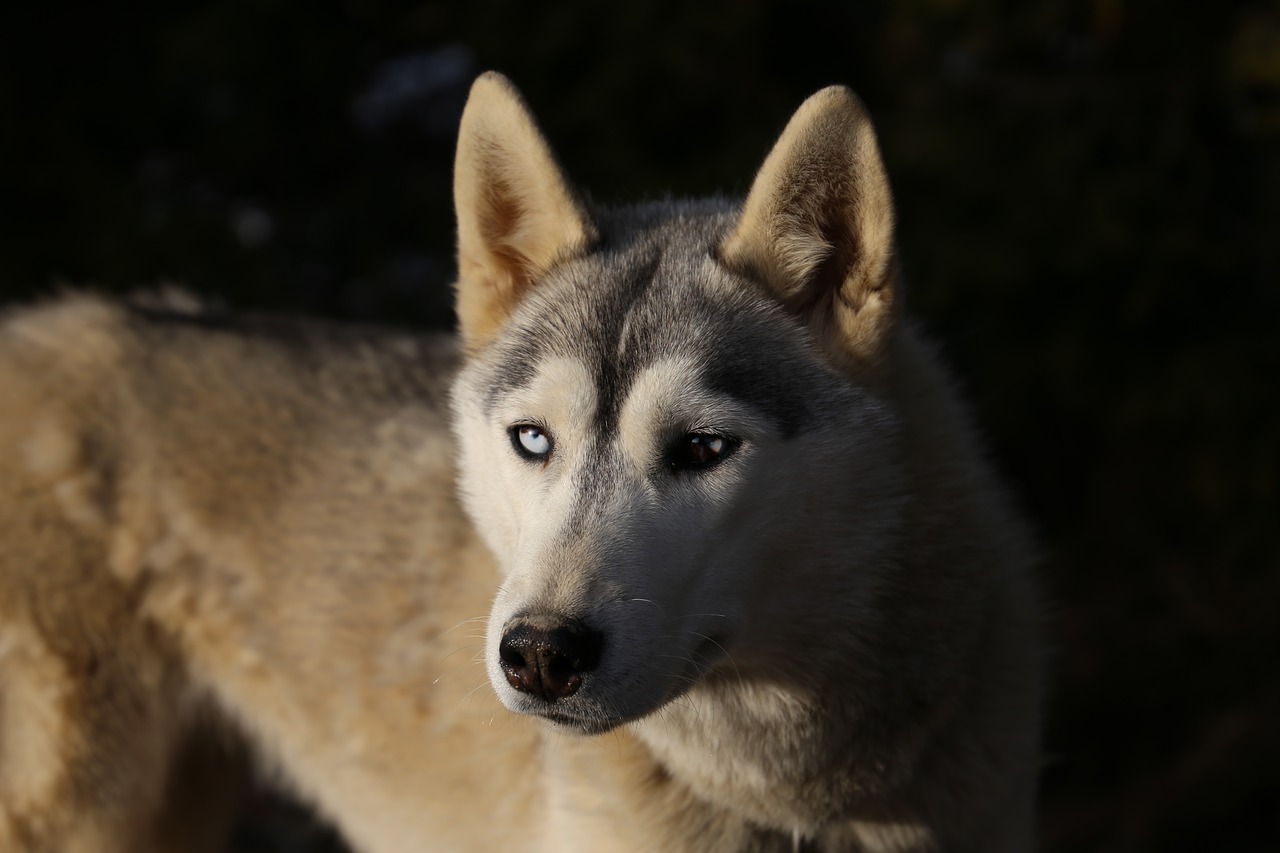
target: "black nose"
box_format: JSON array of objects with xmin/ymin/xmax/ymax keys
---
[{"xmin": 498, "ymin": 615, "xmax": 603, "ymax": 702}]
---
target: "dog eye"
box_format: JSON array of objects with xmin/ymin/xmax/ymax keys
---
[
  {"xmin": 510, "ymin": 424, "xmax": 552, "ymax": 460},
  {"xmin": 668, "ymin": 433, "xmax": 737, "ymax": 472}
]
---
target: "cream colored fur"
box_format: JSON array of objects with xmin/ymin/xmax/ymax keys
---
[{"xmin": 0, "ymin": 72, "xmax": 1040, "ymax": 852}]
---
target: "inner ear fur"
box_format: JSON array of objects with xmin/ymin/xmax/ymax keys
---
[
  {"xmin": 720, "ymin": 86, "xmax": 898, "ymax": 371},
  {"xmin": 453, "ymin": 72, "xmax": 597, "ymax": 351}
]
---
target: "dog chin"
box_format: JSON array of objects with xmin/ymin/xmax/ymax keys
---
[
  {"xmin": 535, "ymin": 708, "xmax": 630, "ymax": 735},
  {"xmin": 493, "ymin": 682, "xmax": 669, "ymax": 735}
]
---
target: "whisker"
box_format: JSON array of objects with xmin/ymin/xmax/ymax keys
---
[
  {"xmin": 461, "ymin": 677, "xmax": 492, "ymax": 708},
  {"xmin": 432, "ymin": 615, "xmax": 489, "ymax": 641},
  {"xmin": 689, "ymin": 631, "xmax": 743, "ymax": 685},
  {"xmin": 439, "ymin": 642, "xmax": 484, "ymax": 663},
  {"xmin": 625, "ymin": 598, "xmax": 667, "ymax": 618}
]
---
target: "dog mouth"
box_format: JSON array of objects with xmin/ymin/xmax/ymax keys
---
[
  {"xmin": 530, "ymin": 632, "xmax": 733, "ymax": 734},
  {"xmin": 536, "ymin": 708, "xmax": 624, "ymax": 734}
]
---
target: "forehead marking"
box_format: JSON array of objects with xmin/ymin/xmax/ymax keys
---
[
  {"xmin": 483, "ymin": 243, "xmax": 817, "ymax": 440},
  {"xmin": 515, "ymin": 356, "xmax": 596, "ymax": 428}
]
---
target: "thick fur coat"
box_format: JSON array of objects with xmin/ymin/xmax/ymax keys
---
[{"xmin": 0, "ymin": 74, "xmax": 1040, "ymax": 852}]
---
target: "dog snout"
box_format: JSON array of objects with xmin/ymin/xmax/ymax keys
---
[{"xmin": 498, "ymin": 615, "xmax": 603, "ymax": 702}]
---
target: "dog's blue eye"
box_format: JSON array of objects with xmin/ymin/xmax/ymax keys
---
[
  {"xmin": 511, "ymin": 424, "xmax": 552, "ymax": 460},
  {"xmin": 668, "ymin": 433, "xmax": 736, "ymax": 472}
]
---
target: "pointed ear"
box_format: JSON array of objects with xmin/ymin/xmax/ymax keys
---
[
  {"xmin": 720, "ymin": 86, "xmax": 897, "ymax": 369},
  {"xmin": 453, "ymin": 72, "xmax": 597, "ymax": 350}
]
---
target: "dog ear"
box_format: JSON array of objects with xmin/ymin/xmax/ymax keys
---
[
  {"xmin": 720, "ymin": 86, "xmax": 897, "ymax": 370},
  {"xmin": 453, "ymin": 72, "xmax": 597, "ymax": 351}
]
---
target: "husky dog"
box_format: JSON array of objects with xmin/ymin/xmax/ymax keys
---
[{"xmin": 0, "ymin": 73, "xmax": 1040, "ymax": 852}]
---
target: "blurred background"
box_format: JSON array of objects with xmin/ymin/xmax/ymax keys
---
[{"xmin": 2, "ymin": 1, "xmax": 1276, "ymax": 850}]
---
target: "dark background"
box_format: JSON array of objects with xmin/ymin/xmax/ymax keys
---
[{"xmin": 2, "ymin": 1, "xmax": 1277, "ymax": 850}]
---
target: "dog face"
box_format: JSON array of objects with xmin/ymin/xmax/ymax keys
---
[
  {"xmin": 454, "ymin": 237, "xmax": 900, "ymax": 730},
  {"xmin": 450, "ymin": 74, "xmax": 903, "ymax": 732}
]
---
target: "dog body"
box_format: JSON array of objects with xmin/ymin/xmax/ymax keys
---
[{"xmin": 0, "ymin": 74, "xmax": 1040, "ymax": 851}]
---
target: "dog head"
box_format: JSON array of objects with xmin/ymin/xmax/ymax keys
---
[{"xmin": 450, "ymin": 73, "xmax": 905, "ymax": 732}]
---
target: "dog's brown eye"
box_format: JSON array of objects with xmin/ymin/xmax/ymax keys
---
[{"xmin": 668, "ymin": 433, "xmax": 736, "ymax": 472}]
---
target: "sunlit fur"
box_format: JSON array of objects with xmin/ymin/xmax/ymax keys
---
[{"xmin": 0, "ymin": 73, "xmax": 1040, "ymax": 852}]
